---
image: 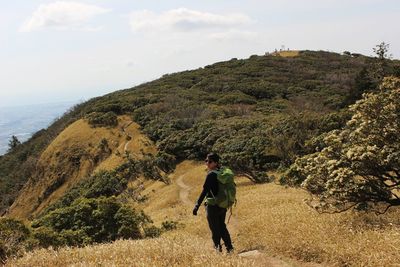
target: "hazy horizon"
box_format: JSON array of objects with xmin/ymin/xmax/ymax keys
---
[{"xmin": 0, "ymin": 101, "xmax": 77, "ymax": 155}]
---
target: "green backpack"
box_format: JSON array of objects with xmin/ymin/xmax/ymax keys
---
[{"xmin": 206, "ymin": 167, "xmax": 236, "ymax": 209}]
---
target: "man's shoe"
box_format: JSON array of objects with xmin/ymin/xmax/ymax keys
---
[{"xmin": 214, "ymin": 245, "xmax": 222, "ymax": 252}]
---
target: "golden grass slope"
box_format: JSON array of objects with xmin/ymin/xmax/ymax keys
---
[
  {"xmin": 8, "ymin": 235, "xmax": 257, "ymax": 267},
  {"xmin": 7, "ymin": 115, "xmax": 155, "ymax": 220},
  {"xmin": 272, "ymin": 50, "xmax": 300, "ymax": 57},
  {"xmin": 8, "ymin": 161, "xmax": 400, "ymax": 266}
]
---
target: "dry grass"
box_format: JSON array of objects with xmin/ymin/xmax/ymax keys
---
[
  {"xmin": 8, "ymin": 116, "xmax": 154, "ymax": 220},
  {"xmin": 234, "ymin": 182, "xmax": 400, "ymax": 266},
  {"xmin": 7, "ymin": 234, "xmax": 256, "ymax": 267},
  {"xmin": 7, "ymin": 161, "xmax": 400, "ymax": 266},
  {"xmin": 123, "ymin": 122, "xmax": 157, "ymax": 157},
  {"xmin": 274, "ymin": 50, "xmax": 300, "ymax": 57},
  {"xmin": 141, "ymin": 161, "xmax": 400, "ymax": 266}
]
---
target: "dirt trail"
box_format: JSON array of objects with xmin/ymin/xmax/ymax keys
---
[
  {"xmin": 124, "ymin": 140, "xmax": 131, "ymax": 152},
  {"xmin": 174, "ymin": 169, "xmax": 324, "ymax": 267},
  {"xmin": 176, "ymin": 174, "xmax": 192, "ymax": 206},
  {"xmin": 122, "ymin": 121, "xmax": 133, "ymax": 153}
]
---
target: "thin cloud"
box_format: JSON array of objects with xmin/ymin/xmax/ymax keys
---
[
  {"xmin": 208, "ymin": 30, "xmax": 259, "ymax": 42},
  {"xmin": 20, "ymin": 1, "xmax": 110, "ymax": 32},
  {"xmin": 129, "ymin": 8, "xmax": 252, "ymax": 33}
]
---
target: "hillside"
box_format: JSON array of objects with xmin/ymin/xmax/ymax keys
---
[
  {"xmin": 2, "ymin": 50, "xmax": 399, "ymax": 217},
  {"xmin": 7, "ymin": 115, "xmax": 155, "ymax": 219},
  {"xmin": 7, "ymin": 161, "xmax": 400, "ymax": 266},
  {"xmin": 1, "ymin": 50, "xmax": 400, "ymax": 266}
]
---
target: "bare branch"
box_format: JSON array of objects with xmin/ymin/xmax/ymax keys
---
[
  {"xmin": 236, "ymin": 172, "xmax": 256, "ymax": 183},
  {"xmin": 305, "ymin": 200, "xmax": 358, "ymax": 214},
  {"xmin": 387, "ymin": 198, "xmax": 400, "ymax": 206},
  {"xmin": 373, "ymin": 204, "xmax": 393, "ymax": 215},
  {"xmin": 390, "ymin": 191, "xmax": 400, "ymax": 200}
]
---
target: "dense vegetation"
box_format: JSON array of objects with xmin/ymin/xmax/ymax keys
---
[
  {"xmin": 0, "ymin": 199, "xmax": 160, "ymax": 263},
  {"xmin": 32, "ymin": 197, "xmax": 156, "ymax": 247},
  {"xmin": 85, "ymin": 111, "xmax": 118, "ymax": 127},
  {"xmin": 0, "ymin": 156, "xmax": 177, "ymax": 262},
  {"xmin": 111, "ymin": 50, "xmax": 399, "ymax": 181},
  {"xmin": 38, "ymin": 154, "xmax": 171, "ymax": 218},
  {"xmin": 0, "ymin": 218, "xmax": 35, "ymax": 263},
  {"xmin": 282, "ymin": 77, "xmax": 400, "ymax": 212},
  {"xmin": 1, "ymin": 50, "xmax": 400, "ymax": 215},
  {"xmin": 30, "ymin": 152, "xmax": 177, "ymax": 243}
]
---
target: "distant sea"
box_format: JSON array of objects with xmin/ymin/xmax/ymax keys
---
[{"xmin": 0, "ymin": 101, "xmax": 78, "ymax": 155}]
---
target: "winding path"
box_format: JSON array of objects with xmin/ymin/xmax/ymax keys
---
[
  {"xmin": 122, "ymin": 121, "xmax": 133, "ymax": 153},
  {"xmin": 176, "ymin": 174, "xmax": 192, "ymax": 206},
  {"xmin": 124, "ymin": 140, "xmax": 132, "ymax": 153}
]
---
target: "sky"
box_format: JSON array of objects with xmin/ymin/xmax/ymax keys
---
[{"xmin": 0, "ymin": 0, "xmax": 399, "ymax": 107}]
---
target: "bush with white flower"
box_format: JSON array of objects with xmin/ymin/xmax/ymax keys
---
[{"xmin": 282, "ymin": 77, "xmax": 400, "ymax": 212}]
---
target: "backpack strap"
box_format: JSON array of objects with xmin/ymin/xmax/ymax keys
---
[
  {"xmin": 210, "ymin": 169, "xmax": 220, "ymax": 176},
  {"xmin": 207, "ymin": 169, "xmax": 220, "ymax": 202}
]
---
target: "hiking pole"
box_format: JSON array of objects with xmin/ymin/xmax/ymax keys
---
[
  {"xmin": 227, "ymin": 207, "xmax": 233, "ymax": 224},
  {"xmin": 226, "ymin": 199, "xmax": 237, "ymax": 224}
]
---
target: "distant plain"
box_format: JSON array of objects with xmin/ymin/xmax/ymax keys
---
[{"xmin": 0, "ymin": 102, "xmax": 77, "ymax": 155}]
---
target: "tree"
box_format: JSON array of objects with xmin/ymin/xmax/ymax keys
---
[
  {"xmin": 346, "ymin": 42, "xmax": 394, "ymax": 105},
  {"xmin": 372, "ymin": 42, "xmax": 392, "ymax": 82},
  {"xmin": 345, "ymin": 67, "xmax": 376, "ymax": 105},
  {"xmin": 373, "ymin": 42, "xmax": 391, "ymax": 60},
  {"xmin": 8, "ymin": 135, "xmax": 21, "ymax": 151},
  {"xmin": 284, "ymin": 77, "xmax": 400, "ymax": 213}
]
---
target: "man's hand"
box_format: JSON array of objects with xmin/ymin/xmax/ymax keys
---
[{"xmin": 192, "ymin": 204, "xmax": 199, "ymax": 216}]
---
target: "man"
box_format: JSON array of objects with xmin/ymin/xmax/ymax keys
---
[{"xmin": 192, "ymin": 153, "xmax": 234, "ymax": 253}]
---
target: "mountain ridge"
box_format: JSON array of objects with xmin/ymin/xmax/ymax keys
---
[
  {"xmin": 2, "ymin": 49, "xmax": 400, "ymax": 217},
  {"xmin": 1, "ymin": 49, "xmax": 400, "ymax": 266}
]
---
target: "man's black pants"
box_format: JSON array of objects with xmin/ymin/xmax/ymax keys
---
[{"xmin": 206, "ymin": 204, "xmax": 233, "ymax": 251}]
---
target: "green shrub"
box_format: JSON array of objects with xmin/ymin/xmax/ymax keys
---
[
  {"xmin": 154, "ymin": 152, "xmax": 176, "ymax": 174},
  {"xmin": 41, "ymin": 170, "xmax": 128, "ymax": 216},
  {"xmin": 216, "ymin": 92, "xmax": 257, "ymax": 105},
  {"xmin": 32, "ymin": 197, "xmax": 155, "ymax": 245},
  {"xmin": 161, "ymin": 220, "xmax": 178, "ymax": 231},
  {"xmin": 86, "ymin": 111, "xmax": 118, "ymax": 127},
  {"xmin": 0, "ymin": 218, "xmax": 35, "ymax": 261},
  {"xmin": 84, "ymin": 171, "xmax": 127, "ymax": 199},
  {"xmin": 115, "ymin": 206, "xmax": 149, "ymax": 239},
  {"xmin": 58, "ymin": 229, "xmax": 91, "ymax": 247},
  {"xmin": 32, "ymin": 226, "xmax": 62, "ymax": 248},
  {"xmin": 144, "ymin": 226, "xmax": 162, "ymax": 238},
  {"xmin": 112, "ymin": 201, "xmax": 153, "ymax": 239},
  {"xmin": 127, "ymin": 154, "xmax": 166, "ymax": 183},
  {"xmin": 92, "ymin": 103, "xmax": 124, "ymax": 114},
  {"xmin": 279, "ymin": 158, "xmax": 309, "ymax": 187}
]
